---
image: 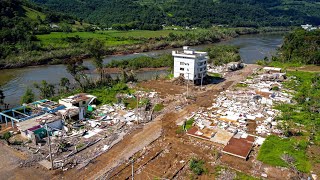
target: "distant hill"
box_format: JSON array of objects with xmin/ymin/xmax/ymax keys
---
[{"xmin": 30, "ymin": 0, "xmax": 320, "ymax": 27}]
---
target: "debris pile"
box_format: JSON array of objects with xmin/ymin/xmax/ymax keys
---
[{"xmin": 186, "ymin": 67, "xmax": 295, "ymax": 158}]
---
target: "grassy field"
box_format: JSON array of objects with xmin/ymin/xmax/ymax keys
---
[
  {"xmin": 36, "ymin": 31, "xmax": 140, "ymax": 47},
  {"xmin": 23, "ymin": 6, "xmax": 46, "ymax": 21},
  {"xmin": 87, "ymin": 83, "xmax": 135, "ymax": 105},
  {"xmin": 257, "ymin": 135, "xmax": 311, "ymax": 173},
  {"xmin": 36, "ymin": 29, "xmax": 195, "ymax": 48},
  {"xmin": 106, "ymin": 29, "xmax": 188, "ymax": 38}
]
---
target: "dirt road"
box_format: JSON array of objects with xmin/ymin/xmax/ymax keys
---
[
  {"xmin": 61, "ymin": 64, "xmax": 260, "ymax": 180},
  {"xmin": 5, "ymin": 64, "xmax": 260, "ymax": 180}
]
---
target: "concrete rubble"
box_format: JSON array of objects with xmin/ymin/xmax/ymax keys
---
[
  {"xmin": 2, "ymin": 90, "xmax": 160, "ymax": 171},
  {"xmin": 186, "ymin": 67, "xmax": 295, "ymax": 159}
]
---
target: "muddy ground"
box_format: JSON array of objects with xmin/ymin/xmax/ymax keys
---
[{"xmin": 1, "ymin": 64, "xmax": 305, "ymax": 179}]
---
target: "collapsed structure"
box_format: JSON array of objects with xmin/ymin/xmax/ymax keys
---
[
  {"xmin": 0, "ymin": 94, "xmax": 96, "ymax": 143},
  {"xmin": 186, "ymin": 67, "xmax": 292, "ymax": 159},
  {"xmin": 0, "ymin": 90, "xmax": 159, "ymax": 170}
]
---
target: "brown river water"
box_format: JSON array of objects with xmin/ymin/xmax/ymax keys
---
[{"xmin": 0, "ymin": 33, "xmax": 283, "ymax": 106}]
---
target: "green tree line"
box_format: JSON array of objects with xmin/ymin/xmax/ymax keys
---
[{"xmin": 30, "ymin": 0, "xmax": 320, "ymax": 27}]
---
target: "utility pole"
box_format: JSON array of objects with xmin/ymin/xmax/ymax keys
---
[
  {"xmin": 186, "ymin": 73, "xmax": 190, "ymax": 98},
  {"xmin": 131, "ymin": 158, "xmax": 134, "ymax": 180},
  {"xmin": 136, "ymin": 95, "xmax": 139, "ymax": 124},
  {"xmin": 46, "ymin": 123, "xmax": 54, "ymax": 170},
  {"xmin": 201, "ymin": 73, "xmax": 204, "ymax": 90}
]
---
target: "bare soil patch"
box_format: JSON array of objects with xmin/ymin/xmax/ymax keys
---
[{"xmin": 139, "ymin": 80, "xmax": 186, "ymax": 97}]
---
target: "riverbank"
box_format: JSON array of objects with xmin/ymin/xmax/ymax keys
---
[
  {"xmin": 0, "ymin": 27, "xmax": 289, "ymax": 70},
  {"xmin": 100, "ymin": 67, "xmax": 170, "ymax": 74},
  {"xmin": 0, "ymin": 33, "xmax": 284, "ymax": 106}
]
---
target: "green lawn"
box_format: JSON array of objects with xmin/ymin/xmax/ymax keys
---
[
  {"xmin": 36, "ymin": 31, "xmax": 140, "ymax": 47},
  {"xmin": 257, "ymin": 135, "xmax": 311, "ymax": 173}
]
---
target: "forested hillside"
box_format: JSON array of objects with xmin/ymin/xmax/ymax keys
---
[
  {"xmin": 0, "ymin": 0, "xmax": 88, "ymax": 60},
  {"xmin": 279, "ymin": 29, "xmax": 320, "ymax": 65},
  {"xmin": 31, "ymin": 0, "xmax": 320, "ymax": 27}
]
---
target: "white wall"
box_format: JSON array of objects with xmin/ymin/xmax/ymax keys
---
[
  {"xmin": 173, "ymin": 57, "xmax": 196, "ymax": 80},
  {"xmin": 173, "ymin": 57, "xmax": 207, "ymax": 81}
]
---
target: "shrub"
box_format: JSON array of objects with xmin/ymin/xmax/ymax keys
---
[
  {"xmin": 154, "ymin": 103, "xmax": 164, "ymax": 112},
  {"xmin": 190, "ymin": 158, "xmax": 206, "ymax": 175},
  {"xmin": 185, "ymin": 118, "xmax": 194, "ymax": 130},
  {"xmin": 2, "ymin": 132, "xmax": 12, "ymax": 141}
]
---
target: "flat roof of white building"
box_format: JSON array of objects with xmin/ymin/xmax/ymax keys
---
[{"xmin": 172, "ymin": 46, "xmax": 208, "ymax": 58}]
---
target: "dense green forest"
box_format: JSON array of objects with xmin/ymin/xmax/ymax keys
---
[
  {"xmin": 274, "ymin": 29, "xmax": 320, "ymax": 65},
  {"xmin": 30, "ymin": 0, "xmax": 320, "ymax": 27},
  {"xmin": 0, "ymin": 0, "xmax": 81, "ymax": 61}
]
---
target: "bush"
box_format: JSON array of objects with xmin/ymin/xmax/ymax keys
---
[
  {"xmin": 176, "ymin": 126, "xmax": 184, "ymax": 134},
  {"xmin": 185, "ymin": 118, "xmax": 194, "ymax": 130},
  {"xmin": 12, "ymin": 140, "xmax": 23, "ymax": 145},
  {"xmin": 190, "ymin": 158, "xmax": 206, "ymax": 175},
  {"xmin": 236, "ymin": 83, "xmax": 248, "ymax": 88},
  {"xmin": 76, "ymin": 143, "xmax": 85, "ymax": 150},
  {"xmin": 154, "ymin": 103, "xmax": 164, "ymax": 112},
  {"xmin": 2, "ymin": 132, "xmax": 12, "ymax": 141}
]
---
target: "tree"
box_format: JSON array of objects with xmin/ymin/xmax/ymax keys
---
[
  {"xmin": 34, "ymin": 80, "xmax": 55, "ymax": 99},
  {"xmin": 61, "ymin": 23, "xmax": 72, "ymax": 33},
  {"xmin": 66, "ymin": 57, "xmax": 87, "ymax": 90},
  {"xmin": 87, "ymin": 39, "xmax": 105, "ymax": 81},
  {"xmin": 21, "ymin": 88, "xmax": 35, "ymax": 104},
  {"xmin": 0, "ymin": 89, "xmax": 5, "ymax": 104},
  {"xmin": 59, "ymin": 77, "xmax": 70, "ymax": 93}
]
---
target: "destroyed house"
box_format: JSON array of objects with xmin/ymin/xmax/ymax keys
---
[
  {"xmin": 0, "ymin": 100, "xmax": 67, "ymax": 142},
  {"xmin": 59, "ymin": 93, "xmax": 96, "ymax": 108},
  {"xmin": 16, "ymin": 113, "xmax": 63, "ymax": 140},
  {"xmin": 263, "ymin": 67, "xmax": 282, "ymax": 73},
  {"xmin": 222, "ymin": 134, "xmax": 255, "ymax": 159},
  {"xmin": 0, "ymin": 99, "xmax": 65, "ymax": 127}
]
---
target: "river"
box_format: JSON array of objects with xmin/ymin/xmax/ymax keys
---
[{"xmin": 0, "ymin": 33, "xmax": 284, "ymax": 106}]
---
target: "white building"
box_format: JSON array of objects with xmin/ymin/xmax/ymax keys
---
[
  {"xmin": 301, "ymin": 24, "xmax": 312, "ymax": 30},
  {"xmin": 172, "ymin": 46, "xmax": 208, "ymax": 81},
  {"xmin": 301, "ymin": 24, "xmax": 318, "ymax": 31}
]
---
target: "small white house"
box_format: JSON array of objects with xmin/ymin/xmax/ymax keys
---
[{"xmin": 172, "ymin": 46, "xmax": 208, "ymax": 81}]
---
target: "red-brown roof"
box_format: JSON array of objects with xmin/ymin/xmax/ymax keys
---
[
  {"xmin": 222, "ymin": 135, "xmax": 255, "ymax": 159},
  {"xmin": 186, "ymin": 126, "xmax": 210, "ymax": 140}
]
